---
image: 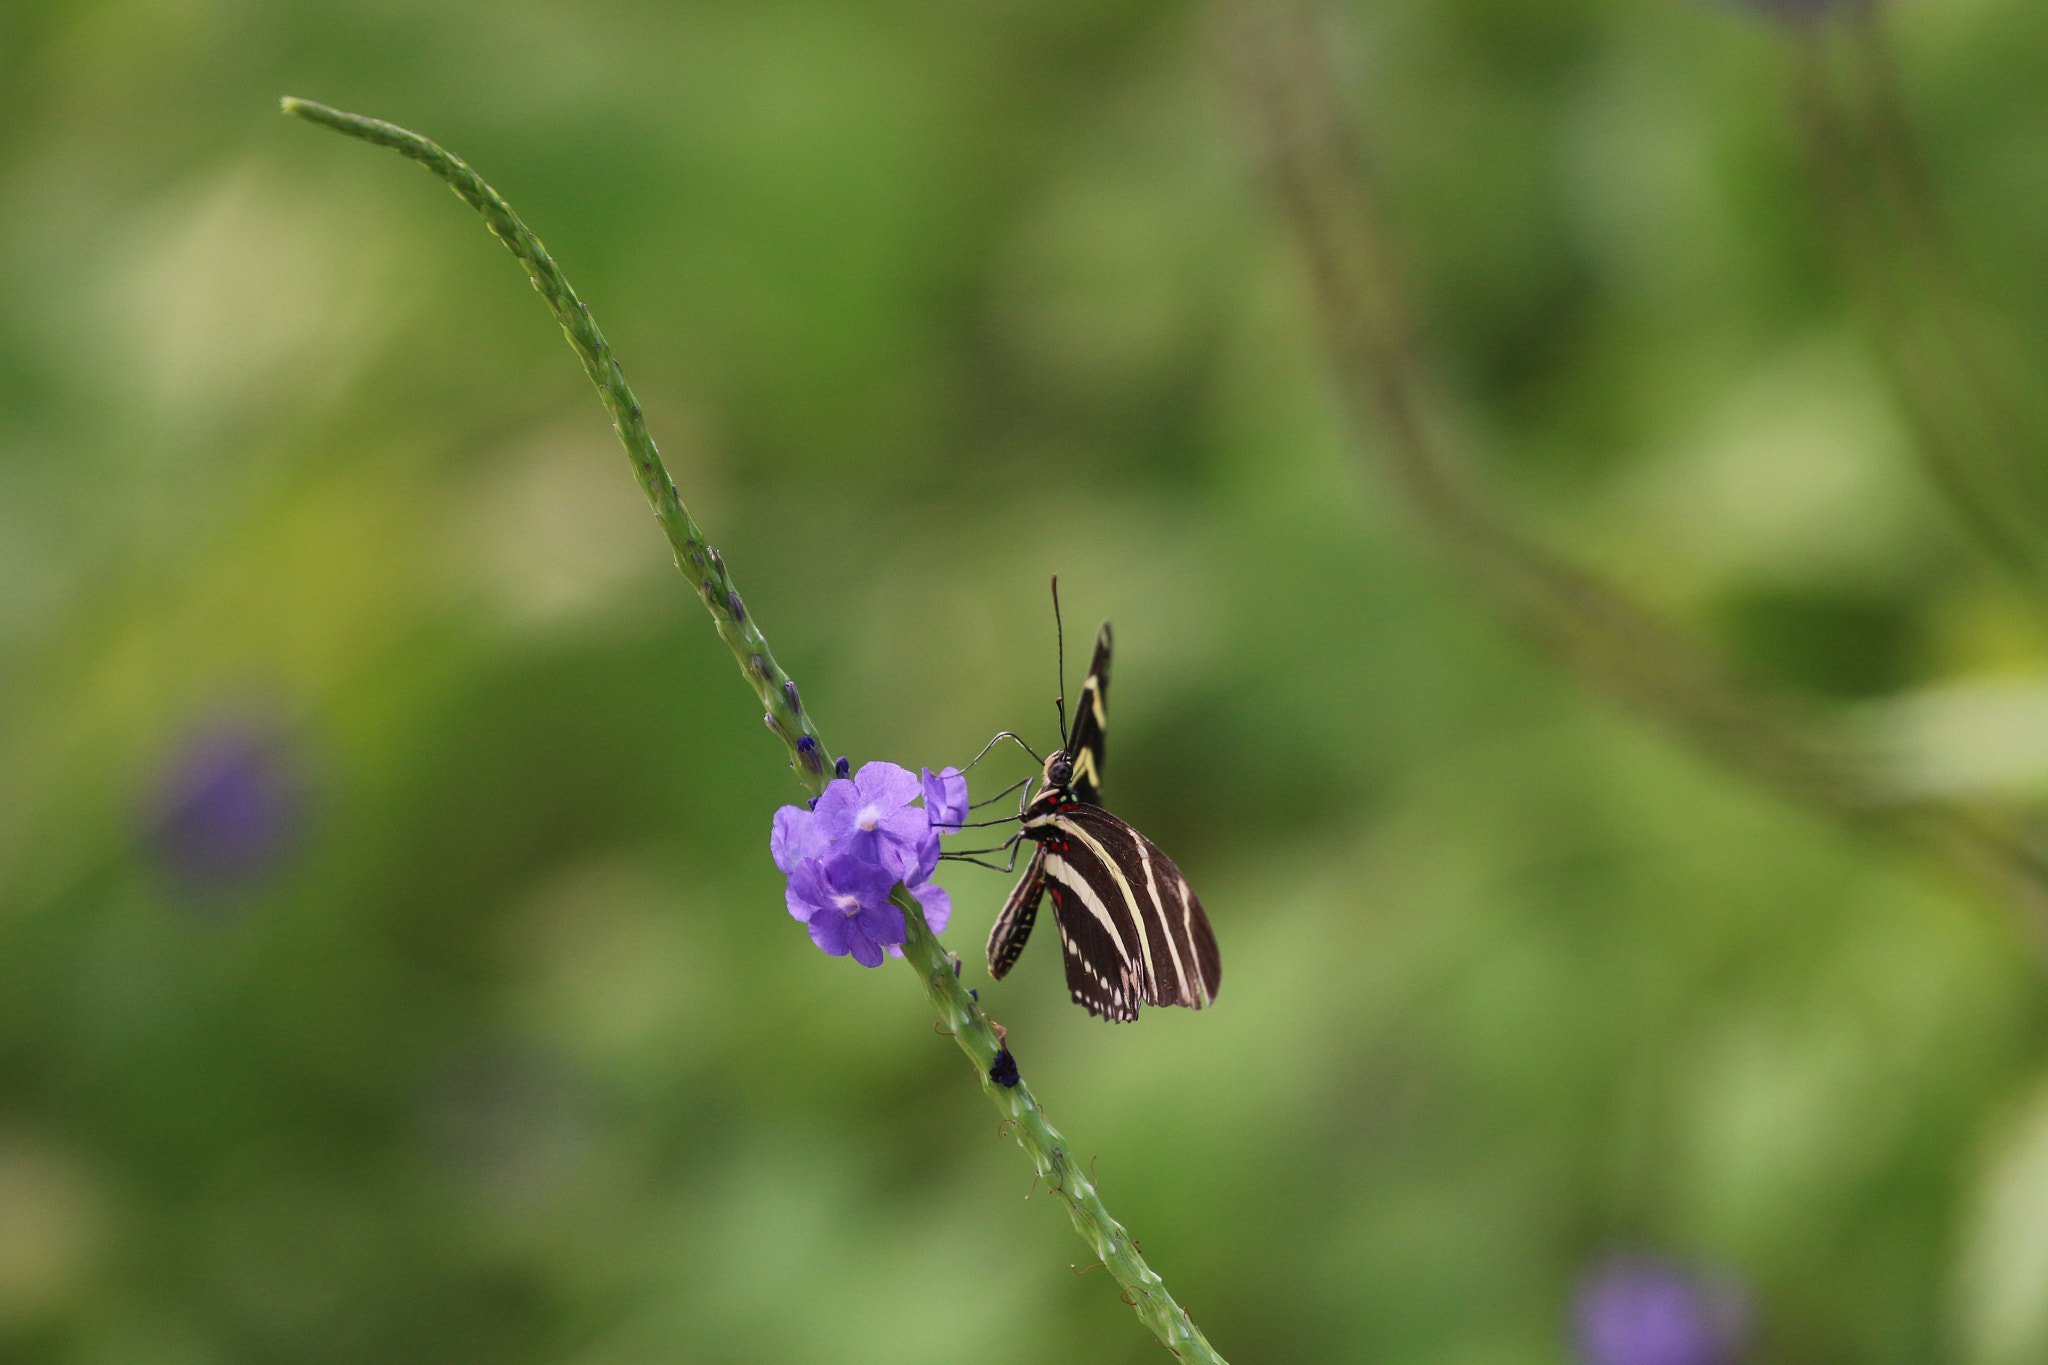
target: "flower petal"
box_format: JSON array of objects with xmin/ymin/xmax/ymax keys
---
[
  {"xmin": 852, "ymin": 760, "xmax": 920, "ymax": 809},
  {"xmin": 821, "ymin": 851, "xmax": 890, "ymax": 906},
  {"xmin": 910, "ymin": 878, "xmax": 952, "ymax": 937},
  {"xmin": 785, "ymin": 857, "xmax": 832, "ymax": 922},
  {"xmin": 806, "ymin": 908, "xmax": 853, "ymax": 957},
  {"xmin": 845, "ymin": 928, "xmax": 886, "ymax": 969},
  {"xmin": 809, "ymin": 776, "xmax": 865, "ymax": 842},
  {"xmin": 771, "ymin": 804, "xmax": 830, "ymax": 874},
  {"xmin": 875, "ymin": 810, "xmax": 939, "ymax": 883},
  {"xmin": 855, "ymin": 900, "xmax": 907, "ymax": 951},
  {"xmin": 921, "ymin": 766, "xmax": 969, "ymax": 832}
]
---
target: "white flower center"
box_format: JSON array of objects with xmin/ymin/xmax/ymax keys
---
[
  {"xmin": 857, "ymin": 804, "xmax": 882, "ymax": 831},
  {"xmin": 833, "ymin": 892, "xmax": 861, "ymax": 916}
]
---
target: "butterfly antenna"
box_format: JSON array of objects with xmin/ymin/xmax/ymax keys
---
[{"xmin": 1051, "ymin": 574, "xmax": 1069, "ymax": 749}]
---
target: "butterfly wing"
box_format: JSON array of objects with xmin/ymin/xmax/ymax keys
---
[
  {"xmin": 986, "ymin": 844, "xmax": 1047, "ymax": 980},
  {"xmin": 1065, "ymin": 623, "xmax": 1112, "ymax": 807},
  {"xmin": 1034, "ymin": 802, "xmax": 1220, "ymax": 1022}
]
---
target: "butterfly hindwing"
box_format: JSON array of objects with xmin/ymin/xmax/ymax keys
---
[
  {"xmin": 1046, "ymin": 873, "xmax": 1139, "ymax": 1023},
  {"xmin": 985, "ymin": 846, "xmax": 1046, "ymax": 981},
  {"xmin": 1033, "ymin": 803, "xmax": 1220, "ymax": 1022}
]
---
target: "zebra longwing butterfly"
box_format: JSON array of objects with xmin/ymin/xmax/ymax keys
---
[{"xmin": 985, "ymin": 622, "xmax": 1221, "ymax": 1022}]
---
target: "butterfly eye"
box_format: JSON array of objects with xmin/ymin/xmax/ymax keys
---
[{"xmin": 1048, "ymin": 754, "xmax": 1073, "ymax": 788}]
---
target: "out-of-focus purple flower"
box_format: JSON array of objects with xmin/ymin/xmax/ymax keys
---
[
  {"xmin": 788, "ymin": 853, "xmax": 904, "ymax": 967},
  {"xmin": 921, "ymin": 766, "xmax": 969, "ymax": 832},
  {"xmin": 1574, "ymin": 1254, "xmax": 1749, "ymax": 1365},
  {"xmin": 149, "ymin": 713, "xmax": 306, "ymax": 891},
  {"xmin": 812, "ymin": 762, "xmax": 935, "ymax": 882}
]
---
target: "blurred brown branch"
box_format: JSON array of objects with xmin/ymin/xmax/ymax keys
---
[
  {"xmin": 1222, "ymin": 0, "xmax": 2048, "ymax": 945},
  {"xmin": 1787, "ymin": 7, "xmax": 2048, "ymax": 598}
]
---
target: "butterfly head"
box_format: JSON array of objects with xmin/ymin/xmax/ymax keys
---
[{"xmin": 1044, "ymin": 750, "xmax": 1073, "ymax": 792}]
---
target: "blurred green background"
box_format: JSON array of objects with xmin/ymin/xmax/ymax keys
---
[{"xmin": 9, "ymin": 0, "xmax": 2048, "ymax": 1361}]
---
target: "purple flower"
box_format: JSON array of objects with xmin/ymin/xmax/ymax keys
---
[
  {"xmin": 1574, "ymin": 1254, "xmax": 1748, "ymax": 1365},
  {"xmin": 921, "ymin": 766, "xmax": 969, "ymax": 832},
  {"xmin": 787, "ymin": 852, "xmax": 904, "ymax": 967},
  {"xmin": 149, "ymin": 713, "xmax": 306, "ymax": 892},
  {"xmin": 771, "ymin": 803, "xmax": 831, "ymax": 874},
  {"xmin": 812, "ymin": 761, "xmax": 936, "ymax": 883},
  {"xmin": 908, "ymin": 878, "xmax": 951, "ymax": 936},
  {"xmin": 769, "ymin": 758, "xmax": 962, "ymax": 965}
]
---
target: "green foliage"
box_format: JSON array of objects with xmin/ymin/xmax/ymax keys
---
[{"xmin": 5, "ymin": 1, "xmax": 2048, "ymax": 1362}]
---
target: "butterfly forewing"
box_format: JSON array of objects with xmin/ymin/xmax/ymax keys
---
[{"xmin": 1066, "ymin": 624, "xmax": 1111, "ymax": 808}]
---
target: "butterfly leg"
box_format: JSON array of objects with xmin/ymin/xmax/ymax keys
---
[
  {"xmin": 961, "ymin": 730, "xmax": 1045, "ymax": 770},
  {"xmin": 938, "ymin": 826, "xmax": 1028, "ymax": 873}
]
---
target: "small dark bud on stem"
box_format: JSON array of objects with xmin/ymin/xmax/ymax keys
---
[{"xmin": 989, "ymin": 1048, "xmax": 1020, "ymax": 1089}]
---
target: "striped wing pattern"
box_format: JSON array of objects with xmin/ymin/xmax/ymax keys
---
[
  {"xmin": 985, "ymin": 846, "xmax": 1046, "ymax": 981},
  {"xmin": 1028, "ymin": 803, "xmax": 1221, "ymax": 1023},
  {"xmin": 1065, "ymin": 623, "xmax": 1110, "ymax": 808},
  {"xmin": 984, "ymin": 618, "xmax": 1220, "ymax": 1021}
]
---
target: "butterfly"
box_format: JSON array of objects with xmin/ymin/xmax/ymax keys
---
[{"xmin": 985, "ymin": 621, "xmax": 1221, "ymax": 1022}]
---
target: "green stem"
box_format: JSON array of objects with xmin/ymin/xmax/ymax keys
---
[
  {"xmin": 1784, "ymin": 24, "xmax": 2048, "ymax": 597},
  {"xmin": 282, "ymin": 96, "xmax": 1226, "ymax": 1363},
  {"xmin": 895, "ymin": 887, "xmax": 1226, "ymax": 1364},
  {"xmin": 279, "ymin": 97, "xmax": 831, "ymax": 794}
]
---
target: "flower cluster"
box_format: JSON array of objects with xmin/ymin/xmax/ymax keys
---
[{"xmin": 771, "ymin": 761, "xmax": 968, "ymax": 967}]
